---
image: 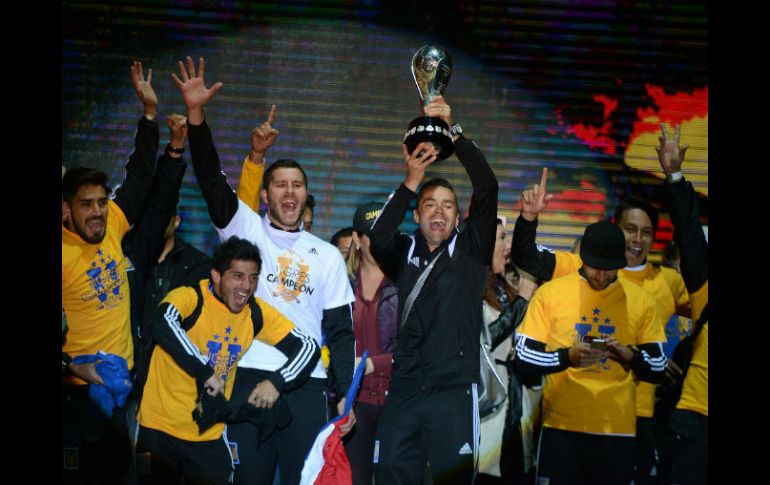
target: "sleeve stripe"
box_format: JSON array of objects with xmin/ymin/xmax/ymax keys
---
[
  {"xmin": 641, "ymin": 343, "xmax": 667, "ymax": 372},
  {"xmin": 279, "ymin": 328, "xmax": 317, "ymax": 382},
  {"xmin": 164, "ymin": 304, "xmax": 207, "ymax": 365},
  {"xmin": 515, "ymin": 336, "xmax": 561, "ymax": 366},
  {"xmin": 369, "ymin": 192, "xmax": 394, "ymax": 233}
]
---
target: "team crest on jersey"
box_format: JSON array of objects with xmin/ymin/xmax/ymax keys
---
[
  {"xmin": 206, "ymin": 326, "xmax": 243, "ymax": 382},
  {"xmin": 266, "ymin": 250, "xmax": 315, "ymax": 303},
  {"xmin": 574, "ymin": 307, "xmax": 616, "ymax": 372},
  {"xmin": 80, "ymin": 248, "xmax": 126, "ymax": 310}
]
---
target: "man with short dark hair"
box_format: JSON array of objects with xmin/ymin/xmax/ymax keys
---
[
  {"xmin": 62, "ymin": 61, "xmax": 163, "ymax": 483},
  {"xmin": 513, "ymin": 221, "xmax": 667, "ymax": 485},
  {"xmin": 369, "ymin": 95, "xmax": 498, "ymax": 485},
  {"xmin": 172, "ymin": 56, "xmax": 355, "ymax": 485},
  {"xmin": 137, "ymin": 236, "xmax": 319, "ymax": 485}
]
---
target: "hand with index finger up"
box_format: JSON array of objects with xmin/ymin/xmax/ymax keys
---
[
  {"xmin": 250, "ymin": 104, "xmax": 279, "ymax": 163},
  {"xmin": 520, "ymin": 167, "xmax": 555, "ymax": 221}
]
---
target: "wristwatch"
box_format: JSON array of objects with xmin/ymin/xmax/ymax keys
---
[
  {"xmin": 665, "ymin": 171, "xmax": 683, "ymax": 183},
  {"xmin": 165, "ymin": 142, "xmax": 185, "ymax": 155},
  {"xmin": 450, "ymin": 122, "xmax": 463, "ymax": 138}
]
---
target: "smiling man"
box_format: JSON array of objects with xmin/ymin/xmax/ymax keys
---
[
  {"xmin": 137, "ymin": 236, "xmax": 319, "ymax": 485},
  {"xmin": 173, "ymin": 56, "xmax": 355, "ymax": 485},
  {"xmin": 368, "ymin": 96, "xmax": 498, "ymax": 485}
]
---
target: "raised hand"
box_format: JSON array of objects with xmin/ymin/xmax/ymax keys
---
[
  {"xmin": 171, "ymin": 56, "xmax": 223, "ymax": 125},
  {"xmin": 655, "ymin": 123, "xmax": 690, "ymax": 175},
  {"xmin": 520, "ymin": 167, "xmax": 555, "ymax": 221},
  {"xmin": 424, "ymin": 95, "xmax": 453, "ymax": 128},
  {"xmin": 166, "ymin": 113, "xmax": 188, "ymax": 156},
  {"xmin": 249, "ymin": 104, "xmax": 280, "ymax": 163},
  {"xmin": 131, "ymin": 61, "xmax": 158, "ymax": 117},
  {"xmin": 403, "ymin": 142, "xmax": 439, "ymax": 192}
]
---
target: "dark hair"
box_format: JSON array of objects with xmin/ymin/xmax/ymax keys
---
[
  {"xmin": 262, "ymin": 159, "xmax": 308, "ymax": 189},
  {"xmin": 331, "ymin": 226, "xmax": 354, "ymax": 246},
  {"xmin": 212, "ymin": 236, "xmax": 262, "ymax": 276},
  {"xmin": 614, "ymin": 197, "xmax": 659, "ymax": 234},
  {"xmin": 306, "ymin": 194, "xmax": 316, "ymax": 214},
  {"xmin": 62, "ymin": 167, "xmax": 110, "ymax": 204},
  {"xmin": 417, "ymin": 177, "xmax": 457, "ymax": 205}
]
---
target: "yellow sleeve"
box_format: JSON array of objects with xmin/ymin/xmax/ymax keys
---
[
  {"xmin": 236, "ymin": 157, "xmax": 265, "ymax": 213},
  {"xmin": 160, "ymin": 285, "xmax": 200, "ymax": 319},
  {"xmin": 662, "ymin": 267, "xmax": 692, "ymax": 318},
  {"xmin": 517, "ymin": 287, "xmax": 550, "ymax": 343},
  {"xmin": 637, "ymin": 292, "xmax": 667, "ymax": 344},
  {"xmin": 254, "ymin": 298, "xmax": 295, "ymax": 345},
  {"xmin": 109, "ymin": 200, "xmax": 131, "ymax": 238},
  {"xmin": 553, "ymin": 252, "xmax": 582, "ymax": 279}
]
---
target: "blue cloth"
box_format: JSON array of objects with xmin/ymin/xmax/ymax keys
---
[{"xmin": 72, "ymin": 352, "xmax": 133, "ymax": 416}]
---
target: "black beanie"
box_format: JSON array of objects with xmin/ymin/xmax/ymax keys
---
[{"xmin": 579, "ymin": 221, "xmax": 627, "ymax": 270}]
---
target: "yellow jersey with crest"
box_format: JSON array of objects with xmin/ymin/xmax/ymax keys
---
[
  {"xmin": 138, "ymin": 280, "xmax": 295, "ymax": 442},
  {"xmin": 553, "ymin": 252, "xmax": 690, "ymax": 418},
  {"xmin": 62, "ymin": 200, "xmax": 133, "ymax": 384},
  {"xmin": 518, "ymin": 272, "xmax": 665, "ymax": 436}
]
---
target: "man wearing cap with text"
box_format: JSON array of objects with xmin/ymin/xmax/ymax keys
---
[{"xmin": 512, "ymin": 221, "xmax": 668, "ymax": 485}]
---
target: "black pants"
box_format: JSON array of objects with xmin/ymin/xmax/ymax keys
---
[
  {"xmin": 373, "ymin": 384, "xmax": 479, "ymax": 485},
  {"xmin": 634, "ymin": 417, "xmax": 658, "ymax": 485},
  {"xmin": 227, "ymin": 368, "xmax": 329, "ymax": 485},
  {"xmin": 137, "ymin": 426, "xmax": 234, "ymax": 485},
  {"xmin": 537, "ymin": 427, "xmax": 635, "ymax": 485},
  {"xmin": 344, "ymin": 401, "xmax": 384, "ymax": 485},
  {"xmin": 62, "ymin": 384, "xmax": 132, "ymax": 484},
  {"xmin": 669, "ymin": 410, "xmax": 708, "ymax": 485}
]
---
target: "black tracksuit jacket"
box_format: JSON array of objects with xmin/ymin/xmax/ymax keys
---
[{"xmin": 369, "ymin": 135, "xmax": 498, "ymax": 393}]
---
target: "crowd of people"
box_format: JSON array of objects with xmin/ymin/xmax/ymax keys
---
[{"xmin": 62, "ymin": 57, "xmax": 708, "ymax": 485}]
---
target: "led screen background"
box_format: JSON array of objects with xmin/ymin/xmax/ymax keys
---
[{"xmin": 62, "ymin": 0, "xmax": 707, "ymax": 258}]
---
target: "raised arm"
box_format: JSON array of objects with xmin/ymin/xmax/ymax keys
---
[
  {"xmin": 172, "ymin": 56, "xmax": 239, "ymax": 229},
  {"xmin": 510, "ymin": 168, "xmax": 558, "ymax": 281},
  {"xmin": 236, "ymin": 104, "xmax": 278, "ymax": 211},
  {"xmin": 369, "ymin": 142, "xmax": 439, "ymax": 281},
  {"xmin": 425, "ymin": 96, "xmax": 499, "ymax": 263},
  {"xmin": 112, "ymin": 61, "xmax": 160, "ymax": 225},
  {"xmin": 128, "ymin": 114, "xmax": 188, "ymax": 274},
  {"xmin": 657, "ymin": 123, "xmax": 707, "ymax": 294}
]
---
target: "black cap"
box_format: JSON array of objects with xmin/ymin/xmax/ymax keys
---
[
  {"xmin": 353, "ymin": 202, "xmax": 383, "ymax": 235},
  {"xmin": 579, "ymin": 221, "xmax": 627, "ymax": 270}
]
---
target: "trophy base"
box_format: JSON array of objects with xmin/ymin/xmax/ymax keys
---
[{"xmin": 403, "ymin": 116, "xmax": 454, "ymax": 161}]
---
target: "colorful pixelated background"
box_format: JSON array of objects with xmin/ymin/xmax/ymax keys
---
[{"xmin": 62, "ymin": 0, "xmax": 708, "ymax": 258}]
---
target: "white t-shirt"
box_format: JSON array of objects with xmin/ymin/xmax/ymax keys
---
[{"xmin": 217, "ymin": 199, "xmax": 354, "ymax": 378}]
